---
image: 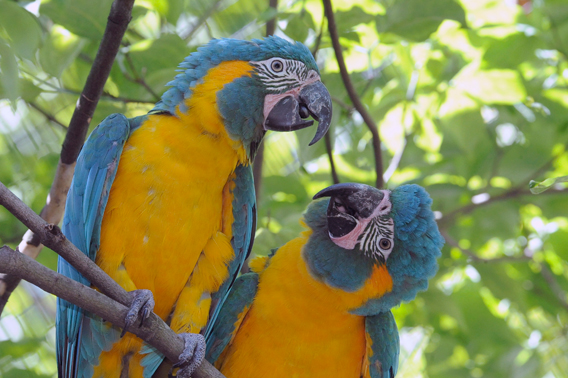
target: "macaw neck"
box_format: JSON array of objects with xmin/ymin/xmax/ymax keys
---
[{"xmin": 175, "ymin": 60, "xmax": 257, "ymax": 164}]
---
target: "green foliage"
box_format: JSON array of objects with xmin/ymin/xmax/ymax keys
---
[{"xmin": 1, "ymin": 0, "xmax": 568, "ymax": 377}]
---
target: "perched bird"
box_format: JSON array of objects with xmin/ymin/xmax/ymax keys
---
[
  {"xmin": 207, "ymin": 183, "xmax": 444, "ymax": 378},
  {"xmin": 56, "ymin": 36, "xmax": 332, "ymax": 378}
]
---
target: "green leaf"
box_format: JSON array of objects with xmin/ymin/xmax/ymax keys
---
[
  {"xmin": 41, "ymin": 0, "xmax": 114, "ymax": 40},
  {"xmin": 2, "ymin": 369, "xmax": 52, "ymax": 378},
  {"xmin": 0, "ymin": 39, "xmax": 19, "ymax": 103},
  {"xmin": 19, "ymin": 79, "xmax": 42, "ymax": 102},
  {"xmin": 376, "ymin": 0, "xmax": 466, "ymax": 42},
  {"xmin": 529, "ymin": 176, "xmax": 568, "ymax": 194},
  {"xmin": 453, "ymin": 68, "xmax": 527, "ymax": 105},
  {"xmin": 283, "ymin": 11, "xmax": 315, "ymax": 42},
  {"xmin": 0, "ymin": 1, "xmax": 42, "ymax": 60},
  {"xmin": 0, "ymin": 339, "xmax": 42, "ymax": 358},
  {"xmin": 128, "ymin": 34, "xmax": 188, "ymax": 76},
  {"xmin": 482, "ymin": 33, "xmax": 539, "ymax": 69},
  {"xmin": 335, "ymin": 6, "xmax": 374, "ymax": 33},
  {"xmin": 39, "ymin": 25, "xmax": 86, "ymax": 78}
]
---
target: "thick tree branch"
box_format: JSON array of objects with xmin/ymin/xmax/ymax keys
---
[
  {"xmin": 322, "ymin": 0, "xmax": 384, "ymax": 188},
  {"xmin": 0, "ymin": 0, "xmax": 135, "ymax": 304},
  {"xmin": 0, "ymin": 181, "xmax": 128, "ymax": 307},
  {"xmin": 0, "ymin": 246, "xmax": 223, "ymax": 378},
  {"xmin": 61, "ymin": 0, "xmax": 135, "ymax": 164}
]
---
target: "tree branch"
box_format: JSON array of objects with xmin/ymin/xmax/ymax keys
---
[
  {"xmin": 539, "ymin": 262, "xmax": 568, "ymax": 312},
  {"xmin": 180, "ymin": 0, "xmax": 225, "ymax": 41},
  {"xmin": 322, "ymin": 0, "xmax": 384, "ymax": 188},
  {"xmin": 441, "ymin": 230, "xmax": 532, "ymax": 264},
  {"xmin": 0, "ymin": 182, "xmax": 224, "ymax": 377},
  {"xmin": 438, "ymin": 186, "xmax": 567, "ymax": 229},
  {"xmin": 0, "ymin": 246, "xmax": 224, "ymax": 378},
  {"xmin": 252, "ymin": 0, "xmax": 279, "ymax": 203},
  {"xmin": 28, "ymin": 102, "xmax": 67, "ymax": 130},
  {"xmin": 123, "ymin": 52, "xmax": 161, "ymax": 101},
  {"xmin": 0, "ymin": 0, "xmax": 135, "ymax": 305},
  {"xmin": 324, "ymin": 132, "xmax": 339, "ymax": 184}
]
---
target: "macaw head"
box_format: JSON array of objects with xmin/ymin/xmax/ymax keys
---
[
  {"xmin": 152, "ymin": 36, "xmax": 332, "ymax": 159},
  {"xmin": 305, "ymin": 183, "xmax": 444, "ymax": 315}
]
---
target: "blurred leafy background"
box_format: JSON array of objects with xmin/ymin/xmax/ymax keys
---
[{"xmin": 1, "ymin": 0, "xmax": 568, "ymax": 377}]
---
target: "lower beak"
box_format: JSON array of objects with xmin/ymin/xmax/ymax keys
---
[{"xmin": 264, "ymin": 81, "xmax": 332, "ymax": 146}]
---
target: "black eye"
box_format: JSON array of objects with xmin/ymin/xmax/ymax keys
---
[
  {"xmin": 271, "ymin": 60, "xmax": 284, "ymax": 72},
  {"xmin": 379, "ymin": 238, "xmax": 392, "ymax": 250}
]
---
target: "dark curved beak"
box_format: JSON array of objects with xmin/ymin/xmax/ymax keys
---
[
  {"xmin": 314, "ymin": 182, "xmax": 384, "ymax": 220},
  {"xmin": 264, "ymin": 81, "xmax": 332, "ymax": 146},
  {"xmin": 314, "ymin": 183, "xmax": 385, "ymax": 239}
]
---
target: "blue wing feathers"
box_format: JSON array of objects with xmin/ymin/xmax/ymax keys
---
[
  {"xmin": 205, "ymin": 273, "xmax": 259, "ymax": 364},
  {"xmin": 203, "ymin": 163, "xmax": 256, "ymax": 342},
  {"xmin": 366, "ymin": 311, "xmax": 399, "ymax": 378},
  {"xmin": 56, "ymin": 113, "xmax": 132, "ymax": 378}
]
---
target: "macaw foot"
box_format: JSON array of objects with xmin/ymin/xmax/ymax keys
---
[
  {"xmin": 121, "ymin": 289, "xmax": 155, "ymax": 337},
  {"xmin": 172, "ymin": 333, "xmax": 206, "ymax": 378}
]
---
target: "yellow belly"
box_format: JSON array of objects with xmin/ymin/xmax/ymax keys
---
[{"xmin": 217, "ymin": 231, "xmax": 393, "ymax": 378}]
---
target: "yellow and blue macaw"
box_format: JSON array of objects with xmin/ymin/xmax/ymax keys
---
[
  {"xmin": 56, "ymin": 36, "xmax": 332, "ymax": 378},
  {"xmin": 206, "ymin": 183, "xmax": 444, "ymax": 378}
]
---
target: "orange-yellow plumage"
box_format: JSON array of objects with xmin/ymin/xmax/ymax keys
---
[
  {"xmin": 215, "ymin": 229, "xmax": 393, "ymax": 378},
  {"xmin": 92, "ymin": 61, "xmax": 254, "ymax": 376}
]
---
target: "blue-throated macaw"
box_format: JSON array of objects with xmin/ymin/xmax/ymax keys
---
[
  {"xmin": 56, "ymin": 36, "xmax": 332, "ymax": 378},
  {"xmin": 206, "ymin": 183, "xmax": 444, "ymax": 377}
]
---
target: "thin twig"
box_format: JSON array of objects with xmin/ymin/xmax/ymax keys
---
[
  {"xmin": 539, "ymin": 262, "xmax": 568, "ymax": 312},
  {"xmin": 311, "ymin": 15, "xmax": 325, "ymax": 58},
  {"xmin": 124, "ymin": 53, "xmax": 161, "ymax": 101},
  {"xmin": 322, "ymin": 0, "xmax": 384, "ymax": 188},
  {"xmin": 252, "ymin": 0, "xmax": 279, "ymax": 203},
  {"xmin": 0, "ymin": 0, "xmax": 136, "ymax": 305},
  {"xmin": 0, "ymin": 246, "xmax": 224, "ymax": 378},
  {"xmin": 180, "ymin": 0, "xmax": 225, "ymax": 41},
  {"xmin": 438, "ymin": 184, "xmax": 567, "ymax": 229},
  {"xmin": 441, "ymin": 230, "xmax": 532, "ymax": 264},
  {"xmin": 20, "ymin": 70, "xmax": 154, "ymax": 105},
  {"xmin": 324, "ymin": 131, "xmax": 339, "ymax": 184},
  {"xmin": 332, "ymin": 96, "xmax": 354, "ymax": 113},
  {"xmin": 27, "ymin": 102, "xmax": 68, "ymax": 130}
]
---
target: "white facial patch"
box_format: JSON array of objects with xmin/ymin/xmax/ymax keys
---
[
  {"xmin": 250, "ymin": 58, "xmax": 319, "ymax": 93},
  {"xmin": 328, "ymin": 190, "xmax": 395, "ymax": 261}
]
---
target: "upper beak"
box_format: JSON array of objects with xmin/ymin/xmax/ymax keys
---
[
  {"xmin": 264, "ymin": 80, "xmax": 332, "ymax": 146},
  {"xmin": 314, "ymin": 183, "xmax": 385, "ymax": 220}
]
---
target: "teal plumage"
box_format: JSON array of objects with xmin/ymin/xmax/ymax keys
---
[
  {"xmin": 57, "ymin": 114, "xmax": 137, "ymax": 378},
  {"xmin": 366, "ymin": 312, "xmax": 399, "ymax": 378}
]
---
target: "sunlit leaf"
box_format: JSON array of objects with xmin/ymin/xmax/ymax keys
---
[
  {"xmin": 41, "ymin": 0, "xmax": 114, "ymax": 40},
  {"xmin": 529, "ymin": 175, "xmax": 568, "ymax": 194},
  {"xmin": 453, "ymin": 67, "xmax": 527, "ymax": 105},
  {"xmin": 376, "ymin": 0, "xmax": 466, "ymax": 42},
  {"xmin": 0, "ymin": 1, "xmax": 42, "ymax": 60}
]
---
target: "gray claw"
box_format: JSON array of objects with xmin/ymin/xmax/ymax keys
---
[
  {"xmin": 172, "ymin": 333, "xmax": 206, "ymax": 377},
  {"xmin": 121, "ymin": 289, "xmax": 155, "ymax": 337}
]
